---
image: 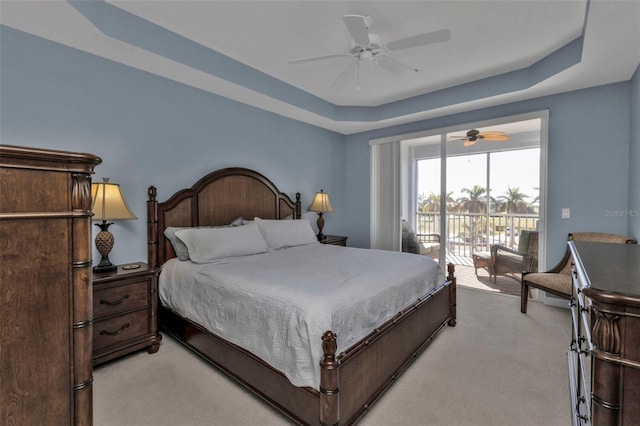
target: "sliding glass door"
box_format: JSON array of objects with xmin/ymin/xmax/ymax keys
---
[{"xmin": 413, "ymin": 116, "xmax": 543, "ymax": 268}]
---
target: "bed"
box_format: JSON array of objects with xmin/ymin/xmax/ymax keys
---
[{"xmin": 147, "ymin": 167, "xmax": 456, "ymax": 425}]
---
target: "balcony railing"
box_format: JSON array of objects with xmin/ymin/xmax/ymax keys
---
[{"xmin": 416, "ymin": 212, "xmax": 539, "ymax": 259}]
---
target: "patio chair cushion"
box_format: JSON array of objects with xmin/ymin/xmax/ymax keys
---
[
  {"xmin": 401, "ymin": 220, "xmax": 421, "ymax": 254},
  {"xmin": 496, "ymin": 250, "xmax": 525, "ymax": 268},
  {"xmin": 518, "ymin": 230, "xmax": 533, "ymax": 255},
  {"xmin": 421, "ymin": 242, "xmax": 439, "ymax": 253},
  {"xmin": 403, "ymin": 233, "xmax": 422, "ymax": 254},
  {"xmin": 417, "ymin": 236, "xmax": 440, "ymax": 255}
]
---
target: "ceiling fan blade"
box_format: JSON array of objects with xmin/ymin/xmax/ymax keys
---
[
  {"xmin": 478, "ymin": 131, "xmax": 506, "ymax": 137},
  {"xmin": 330, "ymin": 60, "xmax": 358, "ymax": 88},
  {"xmin": 477, "ymin": 131, "xmax": 510, "ymax": 141},
  {"xmin": 463, "ymin": 140, "xmax": 477, "ymax": 147},
  {"xmin": 482, "ymin": 135, "xmax": 511, "ymax": 142},
  {"xmin": 288, "ymin": 53, "xmax": 352, "ymax": 64},
  {"xmin": 386, "ymin": 29, "xmax": 451, "ymax": 51},
  {"xmin": 343, "ymin": 15, "xmax": 371, "ymax": 46},
  {"xmin": 377, "ymin": 55, "xmax": 418, "ymax": 77}
]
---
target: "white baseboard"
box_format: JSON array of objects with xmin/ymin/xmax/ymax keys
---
[
  {"xmin": 528, "ymin": 289, "xmax": 571, "ymax": 309},
  {"xmin": 541, "ymin": 292, "xmax": 571, "ymax": 309}
]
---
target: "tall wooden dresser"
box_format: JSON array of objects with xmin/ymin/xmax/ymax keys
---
[
  {"xmin": 569, "ymin": 241, "xmax": 640, "ymax": 425},
  {"xmin": 1, "ymin": 145, "xmax": 101, "ymax": 425}
]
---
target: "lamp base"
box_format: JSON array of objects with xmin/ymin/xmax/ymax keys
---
[
  {"xmin": 94, "ymin": 221, "xmax": 117, "ymax": 273},
  {"xmin": 93, "ymin": 261, "xmax": 117, "ymax": 274},
  {"xmin": 316, "ymin": 212, "xmax": 326, "ymax": 241}
]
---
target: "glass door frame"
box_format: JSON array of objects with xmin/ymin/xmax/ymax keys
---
[{"xmin": 399, "ymin": 110, "xmax": 549, "ymax": 271}]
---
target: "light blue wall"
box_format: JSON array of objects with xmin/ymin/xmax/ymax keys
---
[
  {"xmin": 2, "ymin": 26, "xmax": 636, "ymax": 268},
  {"xmin": 629, "ymin": 64, "xmax": 640, "ymax": 237},
  {"xmin": 0, "ymin": 27, "xmax": 347, "ymax": 266},
  {"xmin": 345, "ymin": 82, "xmax": 633, "ymax": 265}
]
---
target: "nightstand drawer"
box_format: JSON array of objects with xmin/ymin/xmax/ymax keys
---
[
  {"xmin": 320, "ymin": 235, "xmax": 348, "ymax": 246},
  {"xmin": 94, "ymin": 281, "xmax": 149, "ymax": 318},
  {"xmin": 93, "ymin": 310, "xmax": 149, "ymax": 351}
]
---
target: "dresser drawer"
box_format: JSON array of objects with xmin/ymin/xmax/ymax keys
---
[
  {"xmin": 93, "ymin": 280, "xmax": 149, "ymax": 318},
  {"xmin": 93, "ymin": 310, "xmax": 149, "ymax": 351}
]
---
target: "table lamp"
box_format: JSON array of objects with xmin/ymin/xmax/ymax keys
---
[
  {"xmin": 308, "ymin": 189, "xmax": 334, "ymax": 241},
  {"xmin": 91, "ymin": 178, "xmax": 137, "ymax": 273}
]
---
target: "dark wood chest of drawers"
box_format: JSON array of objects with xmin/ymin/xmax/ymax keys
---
[
  {"xmin": 92, "ymin": 263, "xmax": 162, "ymax": 365},
  {"xmin": 569, "ymin": 241, "xmax": 640, "ymax": 425},
  {"xmin": 1, "ymin": 145, "xmax": 101, "ymax": 425}
]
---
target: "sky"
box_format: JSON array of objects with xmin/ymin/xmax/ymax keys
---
[{"xmin": 417, "ymin": 148, "xmax": 540, "ymax": 206}]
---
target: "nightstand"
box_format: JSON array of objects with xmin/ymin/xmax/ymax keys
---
[
  {"xmin": 320, "ymin": 235, "xmax": 348, "ymax": 246},
  {"xmin": 92, "ymin": 263, "xmax": 162, "ymax": 366}
]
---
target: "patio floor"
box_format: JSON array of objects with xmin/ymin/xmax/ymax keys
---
[{"xmin": 449, "ymin": 262, "xmax": 522, "ymax": 297}]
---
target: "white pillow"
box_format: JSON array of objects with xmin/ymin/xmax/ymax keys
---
[
  {"xmin": 164, "ymin": 217, "xmax": 244, "ymax": 261},
  {"xmin": 254, "ymin": 217, "xmax": 318, "ymax": 249},
  {"xmin": 175, "ymin": 222, "xmax": 268, "ymax": 263}
]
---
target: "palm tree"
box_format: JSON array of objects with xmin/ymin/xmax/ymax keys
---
[
  {"xmin": 417, "ymin": 192, "xmax": 454, "ymax": 234},
  {"xmin": 529, "ymin": 186, "xmax": 540, "ymax": 214},
  {"xmin": 420, "ymin": 191, "xmax": 454, "ymax": 212},
  {"xmin": 531, "ymin": 186, "xmax": 540, "ymax": 205},
  {"xmin": 456, "ymin": 185, "xmax": 489, "ymax": 250},
  {"xmin": 497, "ymin": 186, "xmax": 530, "ymax": 214},
  {"xmin": 417, "ymin": 193, "xmax": 429, "ymax": 212},
  {"xmin": 457, "ymin": 185, "xmax": 488, "ymax": 213},
  {"xmin": 497, "ymin": 186, "xmax": 530, "ymax": 246}
]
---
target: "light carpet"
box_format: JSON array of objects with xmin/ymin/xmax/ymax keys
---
[{"xmin": 94, "ymin": 287, "xmax": 571, "ymax": 425}]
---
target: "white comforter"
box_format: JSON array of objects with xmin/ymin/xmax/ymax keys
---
[{"xmin": 159, "ymin": 243, "xmax": 444, "ymax": 389}]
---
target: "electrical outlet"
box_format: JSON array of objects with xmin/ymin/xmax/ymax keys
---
[{"xmin": 562, "ymin": 208, "xmax": 570, "ymax": 219}]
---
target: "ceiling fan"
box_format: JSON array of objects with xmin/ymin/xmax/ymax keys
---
[
  {"xmin": 288, "ymin": 15, "xmax": 451, "ymax": 90},
  {"xmin": 448, "ymin": 129, "xmax": 511, "ymax": 147}
]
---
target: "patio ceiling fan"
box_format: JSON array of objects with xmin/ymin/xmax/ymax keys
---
[
  {"xmin": 448, "ymin": 129, "xmax": 511, "ymax": 147},
  {"xmin": 288, "ymin": 15, "xmax": 451, "ymax": 90}
]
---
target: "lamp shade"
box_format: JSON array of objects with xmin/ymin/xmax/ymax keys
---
[
  {"xmin": 308, "ymin": 190, "xmax": 334, "ymax": 213},
  {"xmin": 91, "ymin": 178, "xmax": 137, "ymax": 221}
]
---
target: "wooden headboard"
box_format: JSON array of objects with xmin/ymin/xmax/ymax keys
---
[{"xmin": 147, "ymin": 167, "xmax": 301, "ymax": 267}]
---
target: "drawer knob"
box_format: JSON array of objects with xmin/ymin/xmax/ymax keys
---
[
  {"xmin": 99, "ymin": 322, "xmax": 130, "ymax": 336},
  {"xmin": 100, "ymin": 294, "xmax": 130, "ymax": 306}
]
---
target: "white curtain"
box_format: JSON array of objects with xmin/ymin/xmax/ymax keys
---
[{"xmin": 370, "ymin": 140, "xmax": 401, "ymax": 251}]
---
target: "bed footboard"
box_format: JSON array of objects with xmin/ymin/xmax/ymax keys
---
[
  {"xmin": 319, "ymin": 263, "xmax": 456, "ymax": 425},
  {"xmin": 448, "ymin": 263, "xmax": 457, "ymax": 326}
]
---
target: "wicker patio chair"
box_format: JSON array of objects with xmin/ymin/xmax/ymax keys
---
[
  {"xmin": 490, "ymin": 230, "xmax": 538, "ymax": 282},
  {"xmin": 401, "ymin": 220, "xmax": 440, "ymax": 258}
]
